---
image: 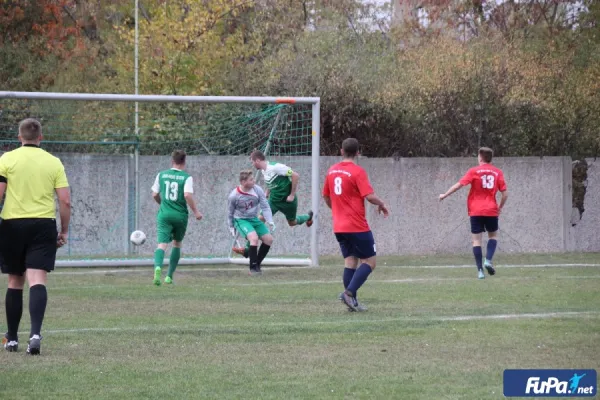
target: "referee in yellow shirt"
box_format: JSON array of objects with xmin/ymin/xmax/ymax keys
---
[{"xmin": 0, "ymin": 118, "xmax": 71, "ymax": 355}]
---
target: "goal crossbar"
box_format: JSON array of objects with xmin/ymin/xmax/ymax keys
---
[{"xmin": 0, "ymin": 91, "xmax": 320, "ymax": 105}]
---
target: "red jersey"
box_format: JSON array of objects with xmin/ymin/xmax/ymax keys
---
[
  {"xmin": 322, "ymin": 161, "xmax": 374, "ymax": 233},
  {"xmin": 459, "ymin": 163, "xmax": 507, "ymax": 217}
]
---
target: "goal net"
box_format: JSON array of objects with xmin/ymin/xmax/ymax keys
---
[{"xmin": 0, "ymin": 92, "xmax": 320, "ymax": 267}]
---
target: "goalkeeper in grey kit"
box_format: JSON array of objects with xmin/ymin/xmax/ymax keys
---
[{"xmin": 228, "ymin": 170, "xmax": 275, "ymax": 275}]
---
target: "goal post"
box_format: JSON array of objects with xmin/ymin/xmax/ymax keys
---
[{"xmin": 0, "ymin": 91, "xmax": 321, "ymax": 268}]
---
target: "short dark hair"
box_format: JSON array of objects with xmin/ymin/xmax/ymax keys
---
[
  {"xmin": 342, "ymin": 138, "xmax": 359, "ymax": 158},
  {"xmin": 250, "ymin": 150, "xmax": 265, "ymax": 161},
  {"xmin": 19, "ymin": 118, "xmax": 42, "ymax": 141},
  {"xmin": 172, "ymin": 149, "xmax": 186, "ymax": 165},
  {"xmin": 479, "ymin": 147, "xmax": 493, "ymax": 163},
  {"xmin": 239, "ymin": 169, "xmax": 253, "ymax": 183}
]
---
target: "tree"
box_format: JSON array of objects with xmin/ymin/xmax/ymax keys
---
[
  {"xmin": 110, "ymin": 0, "xmax": 263, "ymax": 95},
  {"xmin": 0, "ymin": 0, "xmax": 98, "ymax": 90}
]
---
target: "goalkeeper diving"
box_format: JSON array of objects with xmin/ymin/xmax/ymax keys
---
[
  {"xmin": 232, "ymin": 150, "xmax": 313, "ymax": 257},
  {"xmin": 228, "ymin": 170, "xmax": 275, "ymax": 276}
]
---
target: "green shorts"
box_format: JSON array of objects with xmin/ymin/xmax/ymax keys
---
[
  {"xmin": 234, "ymin": 218, "xmax": 270, "ymax": 239},
  {"xmin": 269, "ymin": 197, "xmax": 298, "ymax": 221},
  {"xmin": 157, "ymin": 214, "xmax": 188, "ymax": 243}
]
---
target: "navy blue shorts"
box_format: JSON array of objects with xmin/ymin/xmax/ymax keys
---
[
  {"xmin": 470, "ymin": 216, "xmax": 499, "ymax": 234},
  {"xmin": 335, "ymin": 231, "xmax": 376, "ymax": 259}
]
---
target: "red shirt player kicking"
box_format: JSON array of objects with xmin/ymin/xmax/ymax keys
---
[
  {"xmin": 439, "ymin": 147, "xmax": 508, "ymax": 279},
  {"xmin": 323, "ymin": 138, "xmax": 389, "ymax": 311}
]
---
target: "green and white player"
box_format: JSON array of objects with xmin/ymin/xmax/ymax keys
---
[
  {"xmin": 232, "ymin": 150, "xmax": 313, "ymax": 257},
  {"xmin": 151, "ymin": 150, "xmax": 203, "ymax": 286},
  {"xmin": 228, "ymin": 170, "xmax": 275, "ymax": 276}
]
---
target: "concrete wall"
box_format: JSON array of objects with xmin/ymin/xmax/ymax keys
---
[
  {"xmin": 53, "ymin": 155, "xmax": 593, "ymax": 258},
  {"xmin": 319, "ymin": 157, "xmax": 573, "ymax": 256},
  {"xmin": 57, "ymin": 154, "xmax": 132, "ymax": 257}
]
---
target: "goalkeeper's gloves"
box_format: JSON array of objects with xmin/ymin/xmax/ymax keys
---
[
  {"xmin": 229, "ymin": 227, "xmax": 236, "ymax": 237},
  {"xmin": 268, "ymin": 222, "xmax": 276, "ymax": 233}
]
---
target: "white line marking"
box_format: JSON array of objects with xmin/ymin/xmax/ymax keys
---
[
  {"xmin": 49, "ymin": 275, "xmax": 600, "ymax": 291},
  {"xmin": 397, "ymin": 264, "xmax": 600, "ymax": 269},
  {"xmin": 52, "ymin": 263, "xmax": 600, "ymax": 275},
  {"xmin": 54, "ymin": 265, "xmax": 315, "ymax": 275},
  {"xmin": 33, "ymin": 311, "xmax": 600, "ymax": 336}
]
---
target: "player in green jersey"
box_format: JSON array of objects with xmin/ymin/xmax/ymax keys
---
[
  {"xmin": 151, "ymin": 150, "xmax": 203, "ymax": 286},
  {"xmin": 232, "ymin": 150, "xmax": 313, "ymax": 257}
]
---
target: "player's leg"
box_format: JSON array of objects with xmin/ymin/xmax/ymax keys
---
[
  {"xmin": 335, "ymin": 233, "xmax": 359, "ymax": 289},
  {"xmin": 4, "ymin": 274, "xmax": 25, "ymax": 352},
  {"xmin": 343, "ymin": 256, "xmax": 359, "ymax": 287},
  {"xmin": 254, "ymin": 219, "xmax": 273, "ymax": 270},
  {"xmin": 336, "ymin": 233, "xmax": 363, "ymax": 311},
  {"xmin": 338, "ymin": 255, "xmax": 368, "ymax": 311},
  {"xmin": 165, "ymin": 219, "xmax": 187, "ymax": 284},
  {"xmin": 281, "ymin": 198, "xmax": 299, "ymax": 226},
  {"xmin": 335, "ymin": 235, "xmax": 360, "ymax": 309},
  {"xmin": 23, "ymin": 218, "xmax": 58, "ymax": 355},
  {"xmin": 154, "ymin": 217, "xmax": 173, "ymax": 286},
  {"xmin": 246, "ymin": 232, "xmax": 260, "ymax": 275},
  {"xmin": 343, "ymin": 232, "xmax": 377, "ymax": 311},
  {"xmin": 280, "ymin": 197, "xmax": 312, "ymax": 227},
  {"xmin": 232, "ymin": 236, "xmax": 250, "ymax": 258},
  {"xmin": 232, "ymin": 245, "xmax": 249, "ymax": 258},
  {"xmin": 305, "ymin": 210, "xmax": 314, "ymax": 227},
  {"xmin": 154, "ymin": 243, "xmax": 169, "ymax": 286},
  {"xmin": 245, "ymin": 202, "xmax": 279, "ymax": 259},
  {"xmin": 1, "ymin": 220, "xmax": 26, "ymax": 352},
  {"xmin": 25, "ymin": 269, "xmax": 48, "ymax": 355},
  {"xmin": 483, "ymin": 217, "xmax": 499, "ymax": 276},
  {"xmin": 235, "ymin": 219, "xmax": 260, "ymax": 275},
  {"xmin": 234, "ymin": 207, "xmax": 277, "ymax": 258},
  {"xmin": 164, "ymin": 240, "xmax": 181, "ymax": 284},
  {"xmin": 256, "ymin": 234, "xmax": 273, "ymax": 270},
  {"xmin": 470, "ymin": 217, "xmax": 485, "ymax": 279}
]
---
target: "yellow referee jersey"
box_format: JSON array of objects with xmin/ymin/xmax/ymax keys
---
[{"xmin": 0, "ymin": 145, "xmax": 69, "ymax": 220}]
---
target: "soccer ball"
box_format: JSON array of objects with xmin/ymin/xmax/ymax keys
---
[{"xmin": 130, "ymin": 230, "xmax": 146, "ymax": 246}]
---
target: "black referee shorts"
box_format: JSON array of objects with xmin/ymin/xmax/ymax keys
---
[{"xmin": 0, "ymin": 218, "xmax": 58, "ymax": 276}]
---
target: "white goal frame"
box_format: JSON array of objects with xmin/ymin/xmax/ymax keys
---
[{"xmin": 0, "ymin": 91, "xmax": 321, "ymax": 268}]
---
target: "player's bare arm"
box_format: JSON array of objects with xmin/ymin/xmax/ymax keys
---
[
  {"xmin": 499, "ymin": 190, "xmax": 509, "ymax": 214},
  {"xmin": 287, "ymin": 171, "xmax": 300, "ymax": 202},
  {"xmin": 365, "ymin": 193, "xmax": 389, "ymax": 217},
  {"xmin": 184, "ymin": 192, "xmax": 202, "ymax": 220},
  {"xmin": 0, "ymin": 160, "xmax": 6, "ymax": 206},
  {"xmin": 152, "ymin": 191, "xmax": 161, "ymax": 205},
  {"xmin": 439, "ymin": 182, "xmax": 465, "ymax": 201},
  {"xmin": 257, "ymin": 186, "xmax": 276, "ymax": 232},
  {"xmin": 0, "ymin": 181, "xmax": 5, "ymax": 208},
  {"xmin": 227, "ymin": 192, "xmax": 237, "ymax": 236},
  {"xmin": 258, "ymin": 188, "xmax": 274, "ymax": 223},
  {"xmin": 323, "ymin": 195, "xmax": 332, "ymax": 209},
  {"xmin": 55, "ymin": 187, "xmax": 72, "ymax": 247}
]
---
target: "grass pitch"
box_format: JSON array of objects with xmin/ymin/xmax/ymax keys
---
[{"xmin": 0, "ymin": 253, "xmax": 599, "ymax": 399}]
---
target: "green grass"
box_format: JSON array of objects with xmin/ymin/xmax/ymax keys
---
[{"xmin": 1, "ymin": 254, "xmax": 599, "ymax": 399}]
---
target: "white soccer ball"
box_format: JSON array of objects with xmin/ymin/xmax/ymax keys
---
[{"xmin": 130, "ymin": 230, "xmax": 146, "ymax": 246}]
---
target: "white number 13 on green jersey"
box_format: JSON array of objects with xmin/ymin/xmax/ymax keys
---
[{"xmin": 164, "ymin": 181, "xmax": 179, "ymax": 200}]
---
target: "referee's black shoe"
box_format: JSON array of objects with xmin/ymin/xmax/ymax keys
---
[
  {"xmin": 3, "ymin": 333, "xmax": 18, "ymax": 352},
  {"xmin": 26, "ymin": 335, "xmax": 41, "ymax": 355}
]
